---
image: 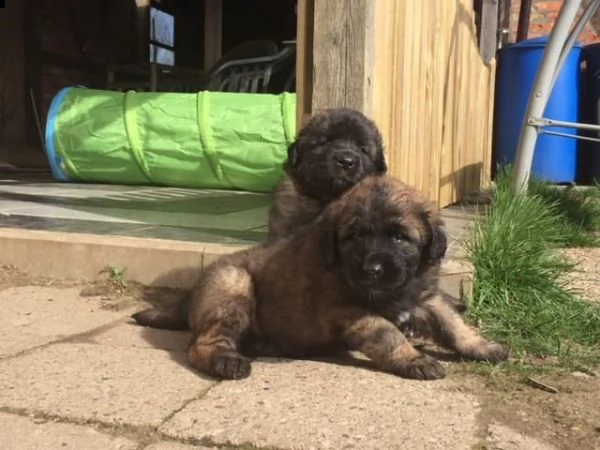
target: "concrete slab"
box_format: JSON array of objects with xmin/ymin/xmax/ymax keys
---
[
  {"xmin": 485, "ymin": 421, "xmax": 559, "ymax": 450},
  {"xmin": 0, "ymin": 228, "xmax": 473, "ymax": 292},
  {"xmin": 0, "ymin": 286, "xmax": 137, "ymax": 358},
  {"xmin": 0, "ymin": 412, "xmax": 138, "ymax": 450},
  {"xmin": 439, "ymin": 273, "xmax": 473, "ymax": 302},
  {"xmin": 144, "ymin": 443, "xmax": 212, "ymax": 450},
  {"xmin": 0, "ymin": 228, "xmax": 240, "ymax": 288},
  {"xmin": 160, "ymin": 359, "xmax": 481, "ymax": 450},
  {"xmin": 92, "ymin": 321, "xmax": 190, "ymax": 353},
  {"xmin": 0, "ymin": 343, "xmax": 216, "ymax": 428}
]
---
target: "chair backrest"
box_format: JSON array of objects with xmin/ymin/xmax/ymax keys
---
[
  {"xmin": 208, "ymin": 39, "xmax": 280, "ymax": 74},
  {"xmin": 206, "ymin": 46, "xmax": 297, "ymax": 94}
]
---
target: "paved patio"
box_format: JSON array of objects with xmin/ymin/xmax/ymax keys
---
[
  {"xmin": 0, "ymin": 282, "xmax": 558, "ymax": 450},
  {"xmin": 0, "ymin": 173, "xmax": 543, "ymax": 449}
]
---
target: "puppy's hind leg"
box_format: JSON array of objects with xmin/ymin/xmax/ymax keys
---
[
  {"xmin": 419, "ymin": 294, "xmax": 509, "ymax": 363},
  {"xmin": 187, "ymin": 266, "xmax": 256, "ymax": 380}
]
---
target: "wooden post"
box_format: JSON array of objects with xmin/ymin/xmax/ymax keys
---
[
  {"xmin": 150, "ymin": 16, "xmax": 158, "ymax": 91},
  {"xmin": 23, "ymin": 0, "xmax": 40, "ymax": 146},
  {"xmin": 134, "ymin": 0, "xmax": 151, "ymax": 63},
  {"xmin": 479, "ymin": 0, "xmax": 499, "ymax": 64},
  {"xmin": 204, "ymin": 0, "xmax": 223, "ymax": 70},
  {"xmin": 516, "ymin": 0, "xmax": 533, "ymax": 42},
  {"xmin": 0, "ymin": 0, "xmax": 27, "ymax": 144},
  {"xmin": 310, "ymin": 0, "xmax": 374, "ymax": 113},
  {"xmin": 295, "ymin": 0, "xmax": 314, "ymax": 129}
]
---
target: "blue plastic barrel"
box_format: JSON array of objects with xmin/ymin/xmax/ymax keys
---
[
  {"xmin": 582, "ymin": 42, "xmax": 600, "ymax": 182},
  {"xmin": 494, "ymin": 36, "xmax": 582, "ymax": 183}
]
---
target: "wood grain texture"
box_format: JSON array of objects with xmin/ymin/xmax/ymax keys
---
[
  {"xmin": 296, "ymin": 0, "xmax": 315, "ymax": 129},
  {"xmin": 311, "ymin": 0, "xmax": 373, "ymax": 112},
  {"xmin": 301, "ymin": 0, "xmax": 495, "ymax": 207},
  {"xmin": 204, "ymin": 0, "xmax": 223, "ymax": 70},
  {"xmin": 479, "ymin": 0, "xmax": 499, "ymax": 64},
  {"xmin": 311, "ymin": 1, "xmax": 347, "ymax": 109},
  {"xmin": 367, "ymin": 0, "xmax": 495, "ymax": 207}
]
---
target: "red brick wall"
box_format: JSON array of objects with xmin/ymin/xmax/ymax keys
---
[{"xmin": 510, "ymin": 0, "xmax": 600, "ymax": 43}]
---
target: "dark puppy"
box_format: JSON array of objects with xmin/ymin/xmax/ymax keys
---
[
  {"xmin": 132, "ymin": 108, "xmax": 388, "ymax": 331},
  {"xmin": 139, "ymin": 175, "xmax": 508, "ymax": 381},
  {"xmin": 267, "ymin": 107, "xmax": 387, "ymax": 241}
]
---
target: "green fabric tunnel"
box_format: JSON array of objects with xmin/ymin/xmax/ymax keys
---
[{"xmin": 44, "ymin": 87, "xmax": 297, "ymax": 193}]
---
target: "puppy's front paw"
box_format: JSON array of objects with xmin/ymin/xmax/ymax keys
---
[
  {"xmin": 477, "ymin": 341, "xmax": 509, "ymax": 363},
  {"xmin": 461, "ymin": 340, "xmax": 509, "ymax": 363},
  {"xmin": 210, "ymin": 351, "xmax": 251, "ymax": 379},
  {"xmin": 393, "ymin": 354, "xmax": 446, "ymax": 380}
]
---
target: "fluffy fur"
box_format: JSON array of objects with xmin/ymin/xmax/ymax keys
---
[
  {"xmin": 267, "ymin": 107, "xmax": 387, "ymax": 241},
  {"xmin": 133, "ymin": 175, "xmax": 508, "ymax": 381}
]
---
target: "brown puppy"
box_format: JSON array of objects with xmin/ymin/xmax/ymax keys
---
[
  {"xmin": 132, "ymin": 108, "xmax": 389, "ymax": 332},
  {"xmin": 167, "ymin": 174, "xmax": 508, "ymax": 381},
  {"xmin": 267, "ymin": 107, "xmax": 387, "ymax": 242}
]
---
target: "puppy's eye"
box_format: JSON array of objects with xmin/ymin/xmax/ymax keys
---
[
  {"xmin": 389, "ymin": 231, "xmax": 407, "ymax": 244},
  {"xmin": 359, "ymin": 146, "xmax": 369, "ymax": 154},
  {"xmin": 392, "ymin": 234, "xmax": 404, "ymax": 243}
]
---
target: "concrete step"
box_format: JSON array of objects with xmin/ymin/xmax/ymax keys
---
[{"xmin": 0, "ymin": 227, "xmax": 473, "ymax": 301}]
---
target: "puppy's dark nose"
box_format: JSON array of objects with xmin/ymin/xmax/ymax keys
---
[
  {"xmin": 335, "ymin": 154, "xmax": 358, "ymax": 169},
  {"xmin": 365, "ymin": 262, "xmax": 384, "ymax": 279}
]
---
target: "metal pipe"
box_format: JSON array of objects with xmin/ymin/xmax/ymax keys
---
[
  {"xmin": 531, "ymin": 117, "xmax": 600, "ymax": 132},
  {"xmin": 516, "ymin": 0, "xmax": 533, "ymax": 42},
  {"xmin": 540, "ymin": 130, "xmax": 600, "ymax": 143},
  {"xmin": 551, "ymin": 0, "xmax": 600, "ymax": 87},
  {"xmin": 512, "ymin": 0, "xmax": 582, "ymax": 192},
  {"xmin": 498, "ymin": 0, "xmax": 513, "ymax": 47}
]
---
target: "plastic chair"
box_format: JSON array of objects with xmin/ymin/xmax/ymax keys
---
[
  {"xmin": 208, "ymin": 39, "xmax": 280, "ymax": 72},
  {"xmin": 206, "ymin": 45, "xmax": 297, "ymax": 93}
]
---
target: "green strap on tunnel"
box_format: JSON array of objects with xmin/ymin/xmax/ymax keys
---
[
  {"xmin": 124, "ymin": 90, "xmax": 155, "ymax": 183},
  {"xmin": 281, "ymin": 92, "xmax": 297, "ymax": 146},
  {"xmin": 197, "ymin": 91, "xmax": 227, "ymax": 185}
]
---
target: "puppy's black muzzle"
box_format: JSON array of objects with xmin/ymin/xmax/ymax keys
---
[
  {"xmin": 354, "ymin": 252, "xmax": 407, "ymax": 290},
  {"xmin": 329, "ymin": 150, "xmax": 363, "ymax": 178}
]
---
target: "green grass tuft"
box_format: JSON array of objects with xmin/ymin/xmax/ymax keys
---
[
  {"xmin": 528, "ymin": 178, "xmax": 600, "ymax": 247},
  {"xmin": 465, "ymin": 166, "xmax": 600, "ymax": 370}
]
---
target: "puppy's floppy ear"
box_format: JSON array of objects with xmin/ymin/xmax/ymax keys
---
[
  {"xmin": 374, "ymin": 150, "xmax": 388, "ymax": 174},
  {"xmin": 428, "ymin": 223, "xmax": 448, "ymax": 264},
  {"xmin": 371, "ymin": 135, "xmax": 388, "ymax": 173},
  {"xmin": 287, "ymin": 142, "xmax": 300, "ymax": 168},
  {"xmin": 421, "ymin": 209, "xmax": 448, "ymax": 265}
]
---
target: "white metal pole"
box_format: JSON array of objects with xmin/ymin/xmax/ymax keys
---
[
  {"xmin": 512, "ymin": 0, "xmax": 582, "ymax": 192},
  {"xmin": 552, "ymin": 0, "xmax": 600, "ymax": 88}
]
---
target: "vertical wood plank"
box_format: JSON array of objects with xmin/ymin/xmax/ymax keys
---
[
  {"xmin": 307, "ymin": 0, "xmax": 496, "ymax": 207},
  {"xmin": 345, "ymin": 0, "xmax": 370, "ymax": 110},
  {"xmin": 134, "ymin": 0, "xmax": 151, "ymax": 63},
  {"xmin": 204, "ymin": 0, "xmax": 223, "ymax": 70},
  {"xmin": 479, "ymin": 0, "xmax": 499, "ymax": 64},
  {"xmin": 296, "ymin": 0, "xmax": 315, "ymax": 130},
  {"xmin": 311, "ymin": 1, "xmax": 347, "ymax": 109},
  {"xmin": 311, "ymin": 0, "xmax": 373, "ymax": 112}
]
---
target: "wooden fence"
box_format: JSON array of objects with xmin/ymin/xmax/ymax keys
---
[{"xmin": 299, "ymin": 0, "xmax": 497, "ymax": 208}]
